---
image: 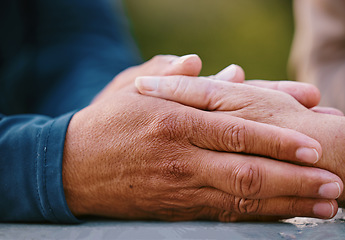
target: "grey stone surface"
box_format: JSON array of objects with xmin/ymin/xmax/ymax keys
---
[{"xmin": 0, "ymin": 209, "xmax": 344, "ymax": 240}]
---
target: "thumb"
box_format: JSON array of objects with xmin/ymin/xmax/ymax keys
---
[
  {"xmin": 135, "ymin": 75, "xmax": 322, "ymax": 164},
  {"xmin": 140, "ymin": 54, "xmax": 202, "ymax": 77},
  {"xmin": 213, "ymin": 64, "xmax": 245, "ymax": 83},
  {"xmin": 117, "ymin": 54, "xmax": 202, "ymax": 89},
  {"xmin": 92, "ymin": 54, "xmax": 202, "ymax": 103}
]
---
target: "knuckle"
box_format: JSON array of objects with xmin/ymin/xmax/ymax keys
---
[
  {"xmin": 169, "ymin": 75, "xmax": 187, "ymax": 97},
  {"xmin": 159, "ymin": 207, "xmax": 203, "ymax": 221},
  {"xmin": 287, "ymin": 199, "xmax": 299, "ymax": 215},
  {"xmin": 263, "ymin": 132, "xmax": 283, "ymax": 160},
  {"xmin": 233, "ymin": 163, "xmax": 262, "ymax": 198},
  {"xmin": 273, "ymin": 136, "xmax": 283, "ymax": 160},
  {"xmin": 149, "ymin": 114, "xmax": 195, "ymax": 181},
  {"xmin": 202, "ymin": 80, "xmax": 224, "ymax": 111},
  {"xmin": 223, "ymin": 121, "xmax": 247, "ymax": 152},
  {"xmin": 217, "ymin": 211, "xmax": 244, "ymax": 222},
  {"xmin": 151, "ymin": 54, "xmax": 166, "ymax": 63},
  {"xmin": 155, "ymin": 208, "xmax": 178, "ymax": 221},
  {"xmin": 218, "ymin": 210, "xmax": 234, "ymax": 222},
  {"xmin": 161, "ymin": 158, "xmax": 193, "ymax": 181},
  {"xmin": 234, "ymin": 197, "xmax": 261, "ymax": 214},
  {"xmin": 150, "ymin": 110, "xmax": 185, "ymax": 141},
  {"xmin": 218, "ymin": 194, "xmax": 234, "ymax": 210},
  {"xmin": 150, "ymin": 55, "xmax": 177, "ymax": 69}
]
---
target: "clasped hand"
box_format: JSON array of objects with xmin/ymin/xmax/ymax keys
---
[{"xmin": 62, "ymin": 55, "xmax": 343, "ymax": 222}]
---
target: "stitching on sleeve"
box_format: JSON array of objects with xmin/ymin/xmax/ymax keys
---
[
  {"xmin": 35, "ymin": 128, "xmax": 46, "ymax": 219},
  {"xmin": 43, "ymin": 119, "xmax": 59, "ymax": 222}
]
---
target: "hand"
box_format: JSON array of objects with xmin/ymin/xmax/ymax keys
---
[
  {"xmin": 95, "ymin": 53, "xmax": 325, "ymax": 111},
  {"xmin": 64, "ymin": 89, "xmax": 340, "ymax": 222},
  {"xmin": 61, "ymin": 56, "xmax": 343, "ymax": 223},
  {"xmin": 92, "ymin": 54, "xmax": 202, "ymax": 103},
  {"xmin": 135, "ymin": 75, "xmax": 345, "ymax": 207},
  {"xmin": 215, "ymin": 64, "xmax": 344, "ymax": 115}
]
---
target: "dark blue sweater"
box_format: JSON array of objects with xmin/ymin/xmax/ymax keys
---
[{"xmin": 0, "ymin": 0, "xmax": 141, "ymax": 223}]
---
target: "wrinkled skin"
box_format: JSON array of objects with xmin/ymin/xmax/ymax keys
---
[
  {"xmin": 135, "ymin": 69, "xmax": 345, "ymax": 207},
  {"xmin": 62, "ymin": 55, "xmax": 343, "ymax": 223}
]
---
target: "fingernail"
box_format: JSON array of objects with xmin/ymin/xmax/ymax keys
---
[
  {"xmin": 216, "ymin": 64, "xmax": 237, "ymax": 81},
  {"xmin": 295, "ymin": 147, "xmax": 319, "ymax": 164},
  {"xmin": 174, "ymin": 54, "xmax": 198, "ymax": 65},
  {"xmin": 313, "ymin": 201, "xmax": 334, "ymax": 219},
  {"xmin": 135, "ymin": 76, "xmax": 160, "ymax": 92},
  {"xmin": 319, "ymin": 182, "xmax": 341, "ymax": 199}
]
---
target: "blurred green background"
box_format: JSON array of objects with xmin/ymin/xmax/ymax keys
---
[{"xmin": 124, "ymin": 0, "xmax": 294, "ymax": 80}]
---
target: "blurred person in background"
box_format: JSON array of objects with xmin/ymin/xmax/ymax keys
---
[{"xmin": 290, "ymin": 0, "xmax": 345, "ymax": 112}]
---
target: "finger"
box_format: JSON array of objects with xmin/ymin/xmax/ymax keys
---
[
  {"xmin": 216, "ymin": 212, "xmax": 281, "ymax": 222},
  {"xmin": 135, "ymin": 76, "xmax": 321, "ymax": 164},
  {"xmin": 215, "ymin": 213, "xmax": 281, "ymax": 222},
  {"xmin": 195, "ymin": 151, "xmax": 343, "ymax": 200},
  {"xmin": 212, "ymin": 64, "xmax": 245, "ymax": 83},
  {"xmin": 192, "ymin": 188, "xmax": 339, "ymax": 220},
  {"xmin": 135, "ymin": 75, "xmax": 323, "ymax": 164},
  {"xmin": 117, "ymin": 54, "xmax": 202, "ymax": 89},
  {"xmin": 126, "ymin": 54, "xmax": 202, "ymax": 85},
  {"xmin": 311, "ymin": 106, "xmax": 345, "ymax": 116},
  {"xmin": 239, "ymin": 199, "xmax": 339, "ymax": 220},
  {"xmin": 135, "ymin": 75, "xmax": 283, "ymax": 112},
  {"xmin": 195, "ymin": 206, "xmax": 281, "ymax": 222},
  {"xmin": 198, "ymin": 201, "xmax": 338, "ymax": 222},
  {"xmin": 195, "ymin": 111, "xmax": 323, "ymax": 165},
  {"xmin": 92, "ymin": 54, "xmax": 202, "ymax": 102},
  {"xmin": 142, "ymin": 54, "xmax": 202, "ymax": 77},
  {"xmin": 195, "ymin": 207, "xmax": 281, "ymax": 222},
  {"xmin": 245, "ymin": 80, "xmax": 321, "ymax": 108},
  {"xmin": 197, "ymin": 200, "xmax": 338, "ymax": 222}
]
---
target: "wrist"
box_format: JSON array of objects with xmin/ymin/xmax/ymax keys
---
[{"xmin": 62, "ymin": 112, "xmax": 93, "ymax": 217}]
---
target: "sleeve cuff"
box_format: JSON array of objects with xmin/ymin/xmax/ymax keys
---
[{"xmin": 37, "ymin": 111, "xmax": 81, "ymax": 224}]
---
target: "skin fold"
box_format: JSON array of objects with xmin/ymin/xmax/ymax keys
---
[
  {"xmin": 62, "ymin": 55, "xmax": 343, "ymax": 222},
  {"xmin": 135, "ymin": 59, "xmax": 345, "ymax": 210}
]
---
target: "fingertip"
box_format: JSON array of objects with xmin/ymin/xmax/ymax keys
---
[
  {"xmin": 145, "ymin": 54, "xmax": 202, "ymax": 77},
  {"xmin": 134, "ymin": 77, "xmax": 141, "ymax": 92},
  {"xmin": 173, "ymin": 54, "xmax": 202, "ymax": 76},
  {"xmin": 319, "ymin": 182, "xmax": 343, "ymax": 200},
  {"xmin": 309, "ymin": 138, "xmax": 322, "ymax": 164},
  {"xmin": 174, "ymin": 54, "xmax": 200, "ymax": 65},
  {"xmin": 313, "ymin": 200, "xmax": 338, "ymax": 219},
  {"xmin": 304, "ymin": 84, "xmax": 321, "ymax": 108},
  {"xmin": 295, "ymin": 147, "xmax": 321, "ymax": 164},
  {"xmin": 282, "ymin": 128, "xmax": 322, "ymax": 164},
  {"xmin": 278, "ymin": 81, "xmax": 321, "ymax": 108},
  {"xmin": 235, "ymin": 65, "xmax": 246, "ymax": 83},
  {"xmin": 215, "ymin": 64, "xmax": 245, "ymax": 83}
]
